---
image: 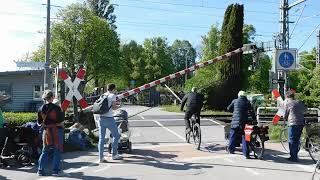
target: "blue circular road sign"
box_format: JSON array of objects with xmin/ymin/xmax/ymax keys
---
[{"xmin": 278, "ymin": 51, "xmax": 294, "ymax": 68}]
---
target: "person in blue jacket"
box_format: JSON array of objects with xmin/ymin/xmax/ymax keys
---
[{"xmin": 227, "ymin": 90, "xmax": 256, "ymax": 158}]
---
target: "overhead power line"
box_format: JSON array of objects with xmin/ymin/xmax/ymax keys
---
[{"xmin": 121, "ymin": 0, "xmax": 279, "ymax": 15}]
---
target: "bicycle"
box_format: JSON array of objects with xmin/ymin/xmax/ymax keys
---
[
  {"xmin": 280, "ymin": 120, "xmax": 320, "ymax": 163},
  {"xmin": 244, "ymin": 124, "xmax": 269, "ymax": 159},
  {"xmin": 185, "ymin": 114, "xmax": 201, "ymax": 150}
]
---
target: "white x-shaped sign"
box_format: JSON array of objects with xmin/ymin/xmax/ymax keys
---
[{"xmin": 59, "ymin": 69, "xmax": 88, "ymax": 111}]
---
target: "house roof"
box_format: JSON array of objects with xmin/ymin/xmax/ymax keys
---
[{"xmin": 0, "ymin": 70, "xmax": 47, "ymax": 76}]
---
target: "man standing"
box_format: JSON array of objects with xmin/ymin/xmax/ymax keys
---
[
  {"xmin": 284, "ymin": 90, "xmax": 306, "ymax": 162},
  {"xmin": 37, "ymin": 90, "xmax": 64, "ymax": 176},
  {"xmin": 227, "ymin": 91, "xmax": 255, "ymax": 158},
  {"xmin": 94, "ymin": 83, "xmax": 122, "ymax": 163},
  {"xmin": 180, "ymin": 87, "xmax": 204, "ymax": 133}
]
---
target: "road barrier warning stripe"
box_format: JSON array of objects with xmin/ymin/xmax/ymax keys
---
[{"xmin": 117, "ymin": 47, "xmax": 247, "ymax": 100}]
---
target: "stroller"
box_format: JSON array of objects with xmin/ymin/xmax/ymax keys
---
[
  {"xmin": 0, "ymin": 125, "xmax": 41, "ymax": 168},
  {"xmin": 107, "ymin": 109, "xmax": 132, "ymax": 153}
]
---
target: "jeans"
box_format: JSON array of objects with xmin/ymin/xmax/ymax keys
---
[
  {"xmin": 288, "ymin": 125, "xmax": 304, "ymax": 160},
  {"xmin": 228, "ymin": 128, "xmax": 249, "ymax": 157},
  {"xmin": 38, "ymin": 127, "xmax": 63, "ymax": 172},
  {"xmin": 184, "ymin": 108, "xmax": 200, "ymax": 130},
  {"xmin": 98, "ymin": 116, "xmax": 120, "ymax": 160}
]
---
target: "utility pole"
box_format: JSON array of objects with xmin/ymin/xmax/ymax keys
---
[
  {"xmin": 44, "ymin": 0, "xmax": 51, "ymax": 90},
  {"xmin": 277, "ymin": 0, "xmax": 306, "ymax": 98},
  {"xmin": 317, "ymin": 30, "xmax": 320, "ymax": 67}
]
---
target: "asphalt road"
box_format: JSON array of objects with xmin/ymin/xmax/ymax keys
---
[{"xmin": 0, "ymin": 106, "xmax": 319, "ymax": 180}]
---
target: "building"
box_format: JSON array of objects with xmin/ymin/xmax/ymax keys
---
[{"xmin": 0, "ymin": 70, "xmax": 48, "ymax": 112}]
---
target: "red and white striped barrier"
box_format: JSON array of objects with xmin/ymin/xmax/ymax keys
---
[
  {"xmin": 117, "ymin": 46, "xmax": 247, "ymax": 100},
  {"xmin": 272, "ymin": 89, "xmax": 285, "ymax": 124},
  {"xmin": 58, "ymin": 68, "xmax": 88, "ymax": 111}
]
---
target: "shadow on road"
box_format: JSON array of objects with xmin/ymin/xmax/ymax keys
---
[
  {"xmin": 263, "ymin": 148, "xmax": 315, "ymax": 165},
  {"xmin": 122, "ymin": 148, "xmax": 213, "ymax": 171},
  {"xmin": 64, "ymin": 172, "xmax": 137, "ymax": 180}
]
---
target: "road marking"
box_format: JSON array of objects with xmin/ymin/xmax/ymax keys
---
[
  {"xmin": 222, "ymin": 157, "xmax": 235, "ymax": 164},
  {"xmin": 138, "ymin": 115, "xmax": 145, "ymax": 120},
  {"xmin": 244, "ymin": 168, "xmax": 261, "ymax": 175},
  {"xmin": 153, "ymin": 120, "xmax": 185, "ymax": 141},
  {"xmin": 94, "ymin": 164, "xmax": 111, "ymax": 173},
  {"xmin": 296, "ymin": 164, "xmax": 314, "ymax": 172},
  {"xmin": 135, "ymin": 143, "xmax": 190, "ymax": 149},
  {"xmin": 205, "ymin": 118, "xmax": 224, "ymax": 127},
  {"xmin": 178, "ymin": 154, "xmax": 233, "ymax": 162}
]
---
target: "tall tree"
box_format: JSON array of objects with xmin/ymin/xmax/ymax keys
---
[
  {"xmin": 86, "ymin": 0, "xmax": 117, "ymax": 29},
  {"xmin": 216, "ymin": 3, "xmax": 244, "ymax": 109},
  {"xmin": 185, "ymin": 25, "xmax": 221, "ymax": 105},
  {"xmin": 120, "ymin": 40, "xmax": 146, "ymax": 86},
  {"xmin": 170, "ymin": 40, "xmax": 196, "ymax": 71},
  {"xmin": 31, "ymin": 3, "xmax": 120, "ymax": 121},
  {"xmin": 143, "ymin": 37, "xmax": 174, "ymax": 82}
]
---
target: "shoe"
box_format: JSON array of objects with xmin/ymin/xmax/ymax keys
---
[
  {"xmin": 246, "ymin": 156, "xmax": 252, "ymax": 159},
  {"xmin": 112, "ymin": 154, "xmax": 123, "ymax": 160},
  {"xmin": 226, "ymin": 147, "xmax": 235, "ymax": 154},
  {"xmin": 52, "ymin": 170, "xmax": 67, "ymax": 177},
  {"xmin": 286, "ymin": 157, "xmax": 298, "ymax": 162},
  {"xmin": 99, "ymin": 158, "xmax": 108, "ymax": 163},
  {"xmin": 37, "ymin": 171, "xmax": 45, "ymax": 176}
]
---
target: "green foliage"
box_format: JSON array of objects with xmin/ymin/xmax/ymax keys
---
[
  {"xmin": 268, "ymin": 124, "xmax": 283, "ymax": 142},
  {"xmin": 170, "ymin": 40, "xmax": 196, "ymax": 71},
  {"xmin": 86, "ymin": 0, "xmax": 117, "ymax": 29},
  {"xmin": 185, "ymin": 25, "xmax": 221, "ymax": 102},
  {"xmin": 31, "ymin": 3, "xmax": 121, "ymax": 89},
  {"xmin": 120, "ymin": 40, "xmax": 146, "ymax": 86},
  {"xmin": 209, "ymin": 4, "xmax": 244, "ymax": 109},
  {"xmin": 248, "ymin": 54, "xmax": 272, "ymax": 93},
  {"xmin": 3, "ymin": 112, "xmax": 37, "ymax": 127},
  {"xmin": 143, "ymin": 37, "xmax": 174, "ymax": 82}
]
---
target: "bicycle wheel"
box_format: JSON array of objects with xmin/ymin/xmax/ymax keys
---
[
  {"xmin": 308, "ymin": 134, "xmax": 320, "ymax": 163},
  {"xmin": 280, "ymin": 127, "xmax": 290, "ymax": 153},
  {"xmin": 250, "ymin": 133, "xmax": 265, "ymax": 159},
  {"xmin": 193, "ymin": 123, "xmax": 201, "ymax": 150},
  {"xmin": 186, "ymin": 130, "xmax": 191, "ymax": 143}
]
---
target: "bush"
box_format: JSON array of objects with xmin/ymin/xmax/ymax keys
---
[
  {"xmin": 3, "ymin": 112, "xmax": 37, "ymax": 127},
  {"xmin": 268, "ymin": 124, "xmax": 283, "ymax": 142}
]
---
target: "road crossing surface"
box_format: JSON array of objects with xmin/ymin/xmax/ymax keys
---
[{"xmin": 0, "ymin": 106, "xmax": 318, "ymax": 180}]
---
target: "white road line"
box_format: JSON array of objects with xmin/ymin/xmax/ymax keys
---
[
  {"xmin": 222, "ymin": 157, "xmax": 235, "ymax": 164},
  {"xmin": 178, "ymin": 154, "xmax": 233, "ymax": 162},
  {"xmin": 153, "ymin": 120, "xmax": 185, "ymax": 141},
  {"xmin": 94, "ymin": 164, "xmax": 111, "ymax": 173},
  {"xmin": 244, "ymin": 168, "xmax": 261, "ymax": 176},
  {"xmin": 205, "ymin": 118, "xmax": 224, "ymax": 128},
  {"xmin": 135, "ymin": 143, "xmax": 190, "ymax": 149},
  {"xmin": 68, "ymin": 163, "xmax": 97, "ymax": 173},
  {"xmin": 296, "ymin": 164, "xmax": 314, "ymax": 172},
  {"xmin": 129, "ymin": 119, "xmax": 184, "ymax": 122},
  {"xmin": 138, "ymin": 114, "xmax": 145, "ymax": 120}
]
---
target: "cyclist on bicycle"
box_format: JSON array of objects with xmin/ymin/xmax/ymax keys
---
[
  {"xmin": 284, "ymin": 89, "xmax": 306, "ymax": 162},
  {"xmin": 180, "ymin": 87, "xmax": 204, "ymax": 134},
  {"xmin": 227, "ymin": 90, "xmax": 256, "ymax": 159}
]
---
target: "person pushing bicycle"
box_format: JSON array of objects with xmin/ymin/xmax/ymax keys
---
[
  {"xmin": 180, "ymin": 87, "xmax": 204, "ymax": 134},
  {"xmin": 227, "ymin": 90, "xmax": 256, "ymax": 159}
]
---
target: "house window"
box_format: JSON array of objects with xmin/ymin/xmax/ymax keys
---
[{"xmin": 33, "ymin": 85, "xmax": 43, "ymax": 100}]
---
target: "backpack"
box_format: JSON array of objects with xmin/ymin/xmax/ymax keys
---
[{"xmin": 93, "ymin": 95, "xmax": 111, "ymax": 114}]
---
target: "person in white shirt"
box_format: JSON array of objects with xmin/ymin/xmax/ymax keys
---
[{"xmin": 94, "ymin": 83, "xmax": 122, "ymax": 163}]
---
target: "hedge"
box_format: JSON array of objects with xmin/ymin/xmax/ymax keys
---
[{"xmin": 3, "ymin": 112, "xmax": 37, "ymax": 127}]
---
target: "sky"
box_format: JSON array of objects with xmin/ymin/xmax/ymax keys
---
[{"xmin": 0, "ymin": 0, "xmax": 319, "ymax": 72}]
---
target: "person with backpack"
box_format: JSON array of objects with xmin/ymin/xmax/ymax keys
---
[
  {"xmin": 93, "ymin": 83, "xmax": 122, "ymax": 163},
  {"xmin": 37, "ymin": 90, "xmax": 65, "ymax": 176}
]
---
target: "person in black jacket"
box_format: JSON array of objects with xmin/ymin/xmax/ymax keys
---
[
  {"xmin": 227, "ymin": 90, "xmax": 256, "ymax": 158},
  {"xmin": 180, "ymin": 87, "xmax": 204, "ymax": 133}
]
